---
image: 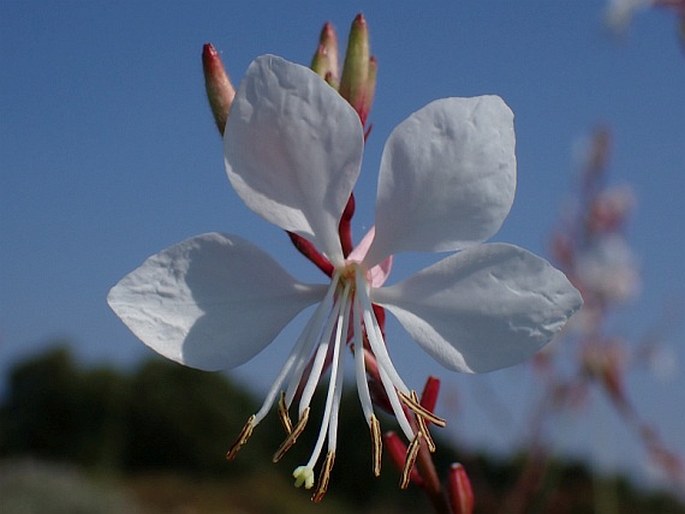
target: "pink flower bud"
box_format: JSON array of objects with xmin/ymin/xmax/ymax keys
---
[
  {"xmin": 448, "ymin": 463, "xmax": 474, "ymax": 514},
  {"xmin": 420, "ymin": 376, "xmax": 441, "ymax": 414},
  {"xmin": 311, "ymin": 22, "xmax": 340, "ymax": 88},
  {"xmin": 202, "ymin": 43, "xmax": 236, "ymax": 135}
]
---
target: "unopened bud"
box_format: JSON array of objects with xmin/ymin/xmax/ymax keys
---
[
  {"xmin": 202, "ymin": 43, "xmax": 236, "ymax": 135},
  {"xmin": 358, "ymin": 56, "xmax": 376, "ymax": 127},
  {"xmin": 448, "ymin": 463, "xmax": 474, "ymax": 514},
  {"xmin": 339, "ymin": 13, "xmax": 373, "ymax": 123},
  {"xmin": 420, "ymin": 376, "xmax": 441, "ymax": 414},
  {"xmin": 311, "ymin": 22, "xmax": 340, "ymax": 88}
]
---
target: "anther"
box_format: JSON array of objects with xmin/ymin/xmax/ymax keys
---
[
  {"xmin": 400, "ymin": 432, "xmax": 423, "ymax": 489},
  {"xmin": 411, "ymin": 391, "xmax": 436, "ymax": 453},
  {"xmin": 312, "ymin": 451, "xmax": 336, "ymax": 503},
  {"xmin": 370, "ymin": 415, "xmax": 383, "ymax": 476},
  {"xmin": 273, "ymin": 407, "xmax": 310, "ymax": 463},
  {"xmin": 399, "ymin": 390, "xmax": 447, "ymax": 427},
  {"xmin": 226, "ymin": 414, "xmax": 255, "ymax": 461},
  {"xmin": 278, "ymin": 391, "xmax": 293, "ymax": 434}
]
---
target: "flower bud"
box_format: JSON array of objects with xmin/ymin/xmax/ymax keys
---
[
  {"xmin": 419, "ymin": 376, "xmax": 441, "ymax": 414},
  {"xmin": 311, "ymin": 22, "xmax": 340, "ymax": 88},
  {"xmin": 448, "ymin": 463, "xmax": 474, "ymax": 514},
  {"xmin": 339, "ymin": 13, "xmax": 374, "ymax": 124},
  {"xmin": 358, "ymin": 57, "xmax": 377, "ymax": 128},
  {"xmin": 202, "ymin": 43, "xmax": 236, "ymax": 135}
]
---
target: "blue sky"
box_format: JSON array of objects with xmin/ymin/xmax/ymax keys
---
[{"xmin": 2, "ymin": 0, "xmax": 684, "ymax": 490}]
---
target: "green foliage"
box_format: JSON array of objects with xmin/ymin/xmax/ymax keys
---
[{"xmin": 0, "ymin": 345, "xmax": 128, "ymax": 468}]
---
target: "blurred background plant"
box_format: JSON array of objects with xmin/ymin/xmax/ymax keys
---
[
  {"xmin": 605, "ymin": 0, "xmax": 685, "ymax": 46},
  {"xmin": 1, "ymin": 345, "xmax": 683, "ymax": 514},
  {"xmin": 492, "ymin": 125, "xmax": 684, "ymax": 514}
]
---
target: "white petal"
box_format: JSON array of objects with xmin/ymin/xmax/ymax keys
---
[
  {"xmin": 371, "ymin": 243, "xmax": 582, "ymax": 373},
  {"xmin": 225, "ymin": 55, "xmax": 364, "ymax": 265},
  {"xmin": 107, "ymin": 233, "xmax": 325, "ymax": 371},
  {"xmin": 348, "ymin": 226, "xmax": 393, "ymax": 287},
  {"xmin": 364, "ymin": 96, "xmax": 516, "ymax": 267}
]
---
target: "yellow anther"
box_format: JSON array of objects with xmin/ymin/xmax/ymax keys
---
[
  {"xmin": 273, "ymin": 407, "xmax": 310, "ymax": 462},
  {"xmin": 399, "ymin": 390, "xmax": 447, "ymax": 427},
  {"xmin": 369, "ymin": 415, "xmax": 383, "ymax": 476},
  {"xmin": 411, "ymin": 391, "xmax": 436, "ymax": 453},
  {"xmin": 311, "ymin": 451, "xmax": 336, "ymax": 503},
  {"xmin": 226, "ymin": 414, "xmax": 255, "ymax": 461},
  {"xmin": 278, "ymin": 391, "xmax": 293, "ymax": 434},
  {"xmin": 400, "ymin": 432, "xmax": 423, "ymax": 489}
]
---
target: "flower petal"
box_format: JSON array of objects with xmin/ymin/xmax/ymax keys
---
[
  {"xmin": 225, "ymin": 55, "xmax": 364, "ymax": 265},
  {"xmin": 371, "ymin": 243, "xmax": 582, "ymax": 373},
  {"xmin": 107, "ymin": 233, "xmax": 325, "ymax": 371},
  {"xmin": 364, "ymin": 96, "xmax": 516, "ymax": 267},
  {"xmin": 348, "ymin": 226, "xmax": 393, "ymax": 287}
]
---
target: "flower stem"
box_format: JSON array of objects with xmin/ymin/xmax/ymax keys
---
[
  {"xmin": 288, "ymin": 231, "xmax": 334, "ymax": 276},
  {"xmin": 339, "ymin": 194, "xmax": 355, "ymax": 258}
]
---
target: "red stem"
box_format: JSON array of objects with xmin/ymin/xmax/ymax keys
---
[{"xmin": 287, "ymin": 232, "xmax": 334, "ymax": 277}]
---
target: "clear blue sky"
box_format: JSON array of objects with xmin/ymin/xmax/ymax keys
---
[{"xmin": 2, "ymin": 0, "xmax": 684, "ymax": 490}]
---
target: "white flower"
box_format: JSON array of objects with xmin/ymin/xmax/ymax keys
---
[{"xmin": 108, "ymin": 55, "xmax": 582, "ymax": 500}]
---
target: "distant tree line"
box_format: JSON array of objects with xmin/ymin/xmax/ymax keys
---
[{"xmin": 0, "ymin": 344, "xmax": 682, "ymax": 514}]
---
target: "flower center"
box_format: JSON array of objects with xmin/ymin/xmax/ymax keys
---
[{"xmin": 226, "ymin": 262, "xmax": 445, "ymax": 502}]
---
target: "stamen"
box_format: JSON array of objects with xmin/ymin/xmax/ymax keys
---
[
  {"xmin": 278, "ymin": 391, "xmax": 293, "ymax": 435},
  {"xmin": 355, "ymin": 270, "xmax": 410, "ymax": 396},
  {"xmin": 284, "ymin": 273, "xmax": 341, "ymax": 407},
  {"xmin": 302, "ymin": 283, "xmax": 349, "ymax": 471},
  {"xmin": 370, "ymin": 414, "xmax": 383, "ymax": 476},
  {"xmin": 411, "ymin": 391, "xmax": 436, "ymax": 453},
  {"xmin": 311, "ymin": 451, "xmax": 336, "ymax": 503},
  {"xmin": 273, "ymin": 407, "xmax": 310, "ymax": 462},
  {"xmin": 400, "ymin": 432, "xmax": 423, "ymax": 489},
  {"xmin": 296, "ymin": 279, "xmax": 347, "ymax": 418},
  {"xmin": 226, "ymin": 414, "xmax": 255, "ymax": 461},
  {"xmin": 378, "ymin": 364, "xmax": 415, "ymax": 442},
  {"xmin": 353, "ymin": 294, "xmax": 374, "ymax": 421},
  {"xmin": 399, "ymin": 390, "xmax": 447, "ymax": 427},
  {"xmin": 326, "ymin": 288, "xmax": 350, "ymax": 451},
  {"xmin": 253, "ymin": 277, "xmax": 338, "ymax": 425},
  {"xmin": 351, "ymin": 269, "xmax": 415, "ymax": 441}
]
